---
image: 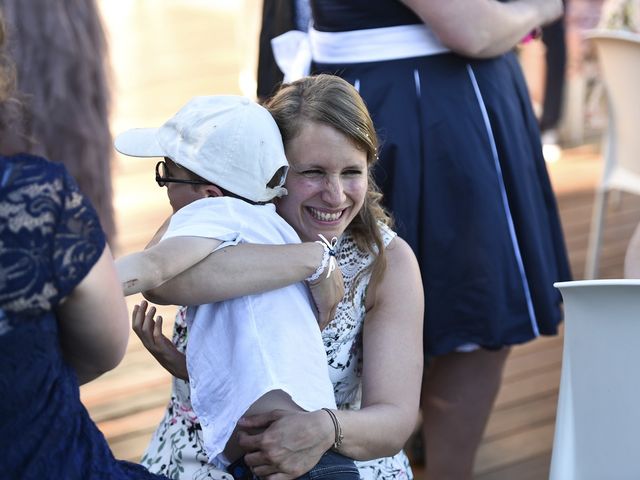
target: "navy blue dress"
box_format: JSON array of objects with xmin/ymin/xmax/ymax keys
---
[
  {"xmin": 0, "ymin": 155, "xmax": 166, "ymax": 479},
  {"xmin": 311, "ymin": 0, "xmax": 572, "ymax": 355}
]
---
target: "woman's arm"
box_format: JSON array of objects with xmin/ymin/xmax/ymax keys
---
[
  {"xmin": 144, "ymin": 242, "xmax": 327, "ymax": 305},
  {"xmin": 328, "ymin": 237, "xmax": 424, "ymax": 459},
  {"xmin": 237, "ymin": 237, "xmax": 424, "ymax": 474},
  {"xmin": 56, "ymin": 245, "xmax": 130, "ymax": 385},
  {"xmin": 401, "ymin": 0, "xmax": 563, "ymax": 58}
]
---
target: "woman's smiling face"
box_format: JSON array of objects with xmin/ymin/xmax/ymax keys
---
[{"xmin": 276, "ymin": 121, "xmax": 368, "ymax": 243}]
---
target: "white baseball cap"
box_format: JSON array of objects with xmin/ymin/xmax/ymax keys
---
[{"xmin": 114, "ymin": 95, "xmax": 289, "ymax": 202}]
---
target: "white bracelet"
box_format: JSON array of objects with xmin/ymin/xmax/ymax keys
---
[{"xmin": 305, "ymin": 234, "xmax": 338, "ymax": 283}]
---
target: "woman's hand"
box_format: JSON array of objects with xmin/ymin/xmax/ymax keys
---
[
  {"xmin": 307, "ymin": 266, "xmax": 344, "ymax": 331},
  {"xmin": 236, "ymin": 409, "xmax": 334, "ymax": 479},
  {"xmin": 132, "ymin": 301, "xmax": 188, "ymax": 380}
]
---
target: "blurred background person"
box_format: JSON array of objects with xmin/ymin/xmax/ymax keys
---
[
  {"xmin": 598, "ymin": 0, "xmax": 640, "ymax": 30},
  {"xmin": 0, "ymin": 0, "xmax": 115, "ymax": 243},
  {"xmin": 257, "ymin": 0, "xmax": 311, "ymax": 101},
  {"xmin": 539, "ymin": 3, "xmax": 568, "ymax": 162},
  {"xmin": 0, "ymin": 10, "xmax": 167, "ymax": 478}
]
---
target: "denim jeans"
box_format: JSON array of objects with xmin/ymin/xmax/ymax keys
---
[{"xmin": 227, "ymin": 450, "xmax": 359, "ymax": 479}]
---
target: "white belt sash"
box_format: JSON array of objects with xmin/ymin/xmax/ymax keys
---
[{"xmin": 272, "ymin": 24, "xmax": 450, "ymax": 82}]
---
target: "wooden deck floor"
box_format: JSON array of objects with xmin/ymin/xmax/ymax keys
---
[{"xmin": 86, "ymin": 2, "xmax": 640, "ymax": 478}]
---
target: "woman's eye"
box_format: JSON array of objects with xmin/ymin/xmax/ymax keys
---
[
  {"xmin": 343, "ymin": 169, "xmax": 363, "ymax": 176},
  {"xmin": 301, "ymin": 169, "xmax": 323, "ymax": 177}
]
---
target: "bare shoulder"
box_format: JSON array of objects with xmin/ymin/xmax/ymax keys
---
[
  {"xmin": 385, "ymin": 235, "xmax": 419, "ymax": 267},
  {"xmin": 367, "ymin": 235, "xmax": 423, "ymax": 314}
]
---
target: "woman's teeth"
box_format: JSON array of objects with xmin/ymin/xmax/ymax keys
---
[{"xmin": 309, "ymin": 208, "xmax": 342, "ymax": 222}]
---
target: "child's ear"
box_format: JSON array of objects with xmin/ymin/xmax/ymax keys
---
[{"xmin": 203, "ymin": 184, "xmax": 224, "ymax": 198}]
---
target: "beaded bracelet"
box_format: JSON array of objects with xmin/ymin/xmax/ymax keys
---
[
  {"xmin": 321, "ymin": 407, "xmax": 344, "ymax": 450},
  {"xmin": 306, "ymin": 234, "xmax": 338, "ymax": 283}
]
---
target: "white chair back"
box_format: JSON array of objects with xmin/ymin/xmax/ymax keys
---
[
  {"xmin": 590, "ymin": 30, "xmax": 640, "ymax": 190},
  {"xmin": 584, "ymin": 31, "xmax": 640, "ymax": 278},
  {"xmin": 550, "ymin": 280, "xmax": 640, "ymax": 480}
]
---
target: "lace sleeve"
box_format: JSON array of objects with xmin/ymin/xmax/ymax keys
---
[
  {"xmin": 0, "ymin": 155, "xmax": 105, "ymax": 315},
  {"xmin": 52, "ymin": 163, "xmax": 106, "ymax": 304}
]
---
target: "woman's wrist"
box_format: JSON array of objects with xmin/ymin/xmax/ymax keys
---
[
  {"xmin": 302, "ymin": 242, "xmax": 328, "ymax": 281},
  {"xmin": 321, "ymin": 408, "xmax": 344, "ymax": 451},
  {"xmin": 315, "ymin": 408, "xmax": 340, "ymax": 452}
]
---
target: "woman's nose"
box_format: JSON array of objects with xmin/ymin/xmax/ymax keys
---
[{"xmin": 321, "ymin": 175, "xmax": 346, "ymax": 205}]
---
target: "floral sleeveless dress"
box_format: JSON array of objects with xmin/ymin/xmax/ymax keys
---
[{"xmin": 141, "ymin": 224, "xmax": 414, "ymax": 480}]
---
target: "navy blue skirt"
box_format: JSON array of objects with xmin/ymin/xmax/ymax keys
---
[{"xmin": 314, "ymin": 51, "xmax": 572, "ymax": 355}]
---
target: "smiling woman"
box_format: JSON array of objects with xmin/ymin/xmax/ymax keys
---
[
  {"xmin": 275, "ymin": 121, "xmax": 368, "ymax": 243},
  {"xmin": 267, "ymin": 74, "xmax": 391, "ymax": 291},
  {"xmin": 133, "ymin": 74, "xmax": 425, "ymax": 480}
]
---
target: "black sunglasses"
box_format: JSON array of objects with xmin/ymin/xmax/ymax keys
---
[{"xmin": 155, "ymin": 161, "xmax": 212, "ymax": 187}]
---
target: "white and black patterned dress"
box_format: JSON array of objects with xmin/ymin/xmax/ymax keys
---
[{"xmin": 141, "ymin": 223, "xmax": 414, "ymax": 480}]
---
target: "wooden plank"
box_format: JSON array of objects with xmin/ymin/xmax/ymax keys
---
[
  {"xmin": 484, "ymin": 393, "xmax": 559, "ymax": 439},
  {"xmin": 98, "ymin": 406, "xmax": 168, "ymax": 440},
  {"xmin": 493, "ymin": 366, "xmax": 561, "ymax": 410},
  {"xmin": 502, "ymin": 344, "xmax": 562, "ymax": 384},
  {"xmin": 474, "ymin": 423, "xmax": 555, "ymax": 474},
  {"xmin": 86, "ymin": 383, "xmax": 171, "ymax": 423},
  {"xmin": 475, "ymin": 453, "xmax": 551, "ymax": 480},
  {"xmin": 81, "ymin": 367, "xmax": 170, "ymax": 408},
  {"xmin": 109, "ymin": 430, "xmax": 159, "ymax": 463},
  {"xmin": 505, "ymin": 334, "xmax": 562, "ymax": 360}
]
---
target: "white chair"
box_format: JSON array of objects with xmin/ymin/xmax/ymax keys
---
[
  {"xmin": 550, "ymin": 280, "xmax": 640, "ymax": 480},
  {"xmin": 584, "ymin": 30, "xmax": 640, "ymax": 279},
  {"xmin": 624, "ymin": 222, "xmax": 640, "ymax": 278}
]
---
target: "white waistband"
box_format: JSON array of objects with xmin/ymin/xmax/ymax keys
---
[
  {"xmin": 270, "ymin": 24, "xmax": 450, "ymax": 83},
  {"xmin": 309, "ymin": 24, "xmax": 449, "ymax": 64}
]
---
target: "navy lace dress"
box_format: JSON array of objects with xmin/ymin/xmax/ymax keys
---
[{"xmin": 0, "ymin": 154, "xmax": 166, "ymax": 479}]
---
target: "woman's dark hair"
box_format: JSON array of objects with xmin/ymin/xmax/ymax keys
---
[
  {"xmin": 0, "ymin": 10, "xmax": 25, "ymax": 153},
  {"xmin": 0, "ymin": 11, "xmax": 16, "ymax": 104}
]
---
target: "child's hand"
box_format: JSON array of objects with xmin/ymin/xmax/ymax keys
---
[
  {"xmin": 132, "ymin": 301, "xmax": 188, "ymax": 380},
  {"xmin": 307, "ymin": 267, "xmax": 344, "ymax": 331}
]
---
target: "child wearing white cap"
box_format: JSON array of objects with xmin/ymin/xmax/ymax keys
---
[{"xmin": 114, "ymin": 96, "xmax": 358, "ymax": 479}]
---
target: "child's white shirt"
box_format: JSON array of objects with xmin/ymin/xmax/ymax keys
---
[{"xmin": 161, "ymin": 197, "xmax": 336, "ymax": 468}]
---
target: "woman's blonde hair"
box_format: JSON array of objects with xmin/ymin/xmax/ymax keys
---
[{"xmin": 265, "ymin": 74, "xmax": 393, "ymax": 294}]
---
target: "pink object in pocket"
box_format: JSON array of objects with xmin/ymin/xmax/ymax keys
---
[{"xmin": 521, "ymin": 27, "xmax": 542, "ymax": 44}]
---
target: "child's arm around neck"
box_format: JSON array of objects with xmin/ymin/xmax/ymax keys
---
[{"xmin": 116, "ymin": 235, "xmax": 222, "ymax": 296}]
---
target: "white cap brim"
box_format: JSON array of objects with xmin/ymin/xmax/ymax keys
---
[{"xmin": 114, "ymin": 128, "xmax": 166, "ymax": 158}]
